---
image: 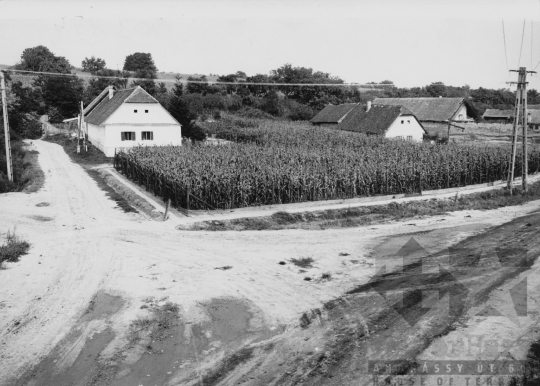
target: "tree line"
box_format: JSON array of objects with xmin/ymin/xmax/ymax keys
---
[{"xmin": 3, "ymin": 45, "xmax": 538, "ymax": 143}]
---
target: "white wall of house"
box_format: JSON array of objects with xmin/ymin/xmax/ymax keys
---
[
  {"xmin": 451, "ymin": 104, "xmax": 468, "ymax": 121},
  {"xmin": 86, "ymin": 102, "xmax": 181, "ymax": 157},
  {"xmin": 384, "ymin": 115, "xmax": 425, "ymax": 142}
]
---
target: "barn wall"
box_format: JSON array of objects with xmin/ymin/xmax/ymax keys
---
[{"xmin": 385, "ymin": 116, "xmax": 425, "ymax": 142}]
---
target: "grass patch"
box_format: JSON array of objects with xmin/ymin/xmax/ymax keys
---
[
  {"xmin": 179, "ymin": 181, "xmax": 540, "ymax": 231},
  {"xmin": 290, "ymin": 257, "xmax": 315, "ymax": 268},
  {"xmin": 0, "ymin": 228, "xmax": 30, "ymax": 267},
  {"xmin": 44, "ymin": 135, "xmax": 112, "ymax": 166},
  {"xmin": 1, "ymin": 140, "xmax": 45, "ymax": 194}
]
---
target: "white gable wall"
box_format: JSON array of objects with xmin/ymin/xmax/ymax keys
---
[
  {"xmin": 106, "ymin": 103, "xmax": 178, "ymax": 125},
  {"xmin": 385, "ymin": 115, "xmax": 425, "ymax": 142},
  {"xmin": 451, "ymin": 104, "xmax": 468, "ymax": 121},
  {"xmin": 86, "ymin": 102, "xmax": 182, "ymax": 157}
]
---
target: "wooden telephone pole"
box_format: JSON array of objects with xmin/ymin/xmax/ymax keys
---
[
  {"xmin": 507, "ymin": 67, "xmax": 535, "ymax": 193},
  {"xmin": 0, "ymin": 71, "xmax": 13, "ymax": 182}
]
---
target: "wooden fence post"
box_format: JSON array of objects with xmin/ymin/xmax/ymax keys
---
[{"xmin": 163, "ymin": 198, "xmax": 171, "ymax": 221}]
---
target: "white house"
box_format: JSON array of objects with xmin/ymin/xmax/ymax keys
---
[
  {"xmin": 339, "ymin": 102, "xmax": 427, "ymax": 141},
  {"xmin": 82, "ymin": 86, "xmax": 181, "ymax": 157}
]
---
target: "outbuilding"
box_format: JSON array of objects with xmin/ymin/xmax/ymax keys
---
[
  {"xmin": 82, "ymin": 86, "xmax": 181, "ymax": 157},
  {"xmin": 339, "ymin": 102, "xmax": 427, "ymax": 141}
]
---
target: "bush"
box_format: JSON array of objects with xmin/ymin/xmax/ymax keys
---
[
  {"xmin": 287, "ymin": 103, "xmax": 315, "ymax": 121},
  {"xmin": 0, "ymin": 228, "xmax": 30, "ymax": 266}
]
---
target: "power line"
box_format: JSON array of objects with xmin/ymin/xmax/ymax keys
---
[
  {"xmin": 502, "ymin": 19, "xmax": 510, "ymax": 71},
  {"xmin": 518, "ymin": 19, "xmax": 526, "ymax": 68},
  {"xmin": 4, "ymin": 69, "xmax": 395, "ymax": 89}
]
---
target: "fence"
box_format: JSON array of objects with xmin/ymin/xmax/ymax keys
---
[
  {"xmin": 114, "ymin": 152, "xmax": 221, "ymax": 215},
  {"xmin": 113, "ymin": 150, "xmax": 532, "ymax": 214}
]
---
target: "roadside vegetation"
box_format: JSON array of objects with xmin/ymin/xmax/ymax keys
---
[
  {"xmin": 0, "ymin": 136, "xmax": 44, "ymax": 194},
  {"xmin": 179, "ymin": 182, "xmax": 540, "ymax": 231},
  {"xmin": 0, "ymin": 228, "xmax": 30, "ymax": 267}
]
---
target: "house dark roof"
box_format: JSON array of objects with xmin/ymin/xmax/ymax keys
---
[
  {"xmin": 483, "ymin": 109, "xmax": 514, "ymax": 118},
  {"xmin": 339, "ymin": 104, "xmax": 424, "ymax": 135},
  {"xmin": 372, "ymin": 97, "xmax": 466, "ymax": 122},
  {"xmin": 85, "ymin": 86, "xmax": 158, "ymax": 126},
  {"xmin": 310, "ymin": 103, "xmax": 358, "ymax": 123}
]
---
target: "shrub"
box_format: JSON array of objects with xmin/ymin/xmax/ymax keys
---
[{"xmin": 0, "ymin": 228, "xmax": 30, "ymax": 266}]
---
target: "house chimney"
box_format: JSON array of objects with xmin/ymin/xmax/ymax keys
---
[
  {"xmin": 108, "ymin": 86, "xmax": 114, "ymax": 100},
  {"xmin": 366, "ymin": 101, "xmax": 372, "ymax": 112}
]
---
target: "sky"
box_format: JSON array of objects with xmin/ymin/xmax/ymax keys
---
[{"xmin": 1, "ymin": 0, "xmax": 540, "ymax": 89}]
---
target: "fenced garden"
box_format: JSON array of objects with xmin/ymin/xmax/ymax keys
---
[{"xmin": 113, "ymin": 118, "xmax": 540, "ymax": 212}]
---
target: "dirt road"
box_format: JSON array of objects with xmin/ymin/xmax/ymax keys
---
[{"xmin": 1, "ymin": 140, "xmax": 540, "ymax": 385}]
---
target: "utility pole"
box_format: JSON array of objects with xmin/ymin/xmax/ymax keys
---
[
  {"xmin": 506, "ymin": 67, "xmax": 536, "ymax": 193},
  {"xmin": 0, "ymin": 71, "xmax": 13, "ymax": 182}
]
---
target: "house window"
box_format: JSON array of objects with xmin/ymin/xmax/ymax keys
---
[
  {"xmin": 121, "ymin": 132, "xmax": 136, "ymax": 141},
  {"xmin": 401, "ymin": 120, "xmax": 404, "ymax": 124},
  {"xmin": 407, "ymin": 120, "xmax": 410, "ymax": 124},
  {"xmin": 145, "ymin": 110, "xmax": 149, "ymax": 113},
  {"xmin": 407, "ymin": 135, "xmax": 413, "ymax": 141},
  {"xmin": 134, "ymin": 110, "xmax": 138, "ymax": 113},
  {"xmin": 142, "ymin": 131, "xmax": 154, "ymax": 141}
]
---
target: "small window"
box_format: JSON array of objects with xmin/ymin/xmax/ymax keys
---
[
  {"xmin": 121, "ymin": 132, "xmax": 136, "ymax": 141},
  {"xmin": 134, "ymin": 110, "xmax": 138, "ymax": 113},
  {"xmin": 145, "ymin": 110, "xmax": 149, "ymax": 113},
  {"xmin": 142, "ymin": 131, "xmax": 154, "ymax": 141},
  {"xmin": 407, "ymin": 135, "xmax": 413, "ymax": 141},
  {"xmin": 407, "ymin": 120, "xmax": 410, "ymax": 124},
  {"xmin": 401, "ymin": 120, "xmax": 404, "ymax": 124}
]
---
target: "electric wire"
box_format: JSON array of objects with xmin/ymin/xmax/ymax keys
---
[
  {"xmin": 502, "ymin": 19, "xmax": 510, "ymax": 71},
  {"xmin": 2, "ymin": 69, "xmax": 393, "ymax": 89}
]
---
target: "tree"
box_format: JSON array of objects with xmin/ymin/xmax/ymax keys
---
[
  {"xmin": 34, "ymin": 75, "xmax": 84, "ymax": 122},
  {"xmin": 15, "ymin": 45, "xmax": 71, "ymax": 74},
  {"xmin": 81, "ymin": 56, "xmax": 106, "ymax": 73},
  {"xmin": 123, "ymin": 52, "xmax": 158, "ymax": 95},
  {"xmin": 167, "ymin": 95, "xmax": 205, "ymax": 141},
  {"xmin": 186, "ymin": 75, "xmax": 209, "ymax": 95},
  {"xmin": 84, "ymin": 69, "xmax": 130, "ymax": 104}
]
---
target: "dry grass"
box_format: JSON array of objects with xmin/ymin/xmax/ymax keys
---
[{"xmin": 0, "ymin": 228, "xmax": 30, "ymax": 267}]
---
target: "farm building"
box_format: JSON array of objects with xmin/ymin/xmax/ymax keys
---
[
  {"xmin": 372, "ymin": 97, "xmax": 473, "ymax": 122},
  {"xmin": 310, "ymin": 103, "xmax": 359, "ymax": 128},
  {"xmin": 339, "ymin": 102, "xmax": 427, "ymax": 141},
  {"xmin": 81, "ymin": 86, "xmax": 181, "ymax": 157},
  {"xmin": 372, "ymin": 97, "xmax": 475, "ymax": 138},
  {"xmin": 482, "ymin": 109, "xmax": 514, "ymax": 123}
]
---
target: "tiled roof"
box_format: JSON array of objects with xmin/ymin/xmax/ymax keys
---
[
  {"xmin": 372, "ymin": 97, "xmax": 466, "ymax": 122},
  {"xmin": 483, "ymin": 109, "xmax": 514, "ymax": 118},
  {"xmin": 125, "ymin": 87, "xmax": 159, "ymax": 103},
  {"xmin": 85, "ymin": 86, "xmax": 158, "ymax": 126},
  {"xmin": 310, "ymin": 103, "xmax": 358, "ymax": 123},
  {"xmin": 339, "ymin": 104, "xmax": 423, "ymax": 135}
]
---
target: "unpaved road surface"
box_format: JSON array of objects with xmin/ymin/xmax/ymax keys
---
[{"xmin": 1, "ymin": 140, "xmax": 540, "ymax": 385}]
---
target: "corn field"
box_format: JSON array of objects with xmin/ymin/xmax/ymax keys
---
[{"xmin": 114, "ymin": 118, "xmax": 540, "ymax": 211}]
